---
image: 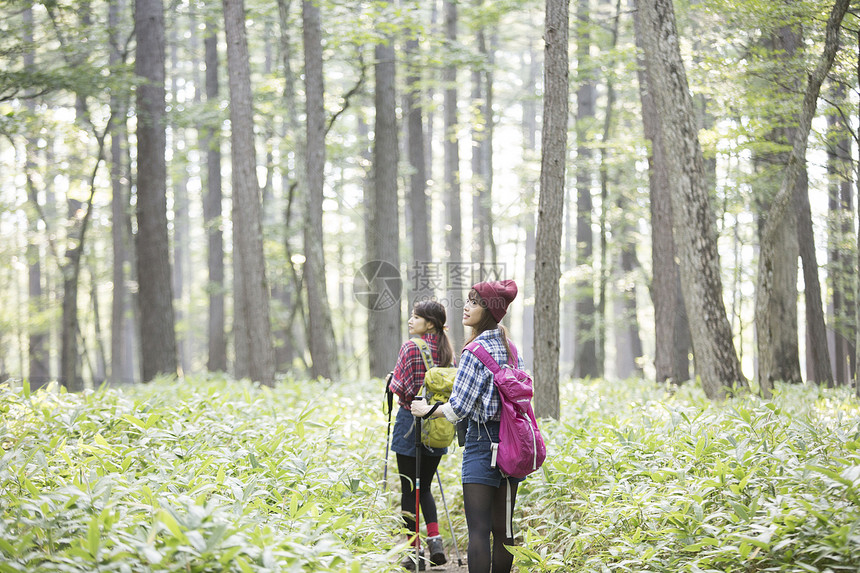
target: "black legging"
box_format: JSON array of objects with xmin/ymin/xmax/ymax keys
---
[
  {"xmin": 463, "ymin": 481, "xmax": 518, "ymax": 573},
  {"xmin": 396, "ymin": 452, "xmax": 442, "ymax": 534}
]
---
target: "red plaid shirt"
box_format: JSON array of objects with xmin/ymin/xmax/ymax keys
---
[{"xmin": 389, "ymin": 333, "xmax": 443, "ymax": 408}]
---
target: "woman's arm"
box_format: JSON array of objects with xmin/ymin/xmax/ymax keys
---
[{"xmin": 410, "ymin": 399, "xmax": 458, "ymax": 422}]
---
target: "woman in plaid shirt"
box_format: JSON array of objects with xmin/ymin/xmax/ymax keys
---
[
  {"xmin": 411, "ymin": 280, "xmax": 522, "ymax": 573},
  {"xmin": 388, "ymin": 300, "xmax": 454, "ymax": 569}
]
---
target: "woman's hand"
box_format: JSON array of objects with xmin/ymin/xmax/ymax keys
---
[{"xmin": 410, "ymin": 399, "xmax": 432, "ymax": 418}]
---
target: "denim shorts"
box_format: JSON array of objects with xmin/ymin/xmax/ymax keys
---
[
  {"xmin": 390, "ymin": 406, "xmax": 447, "ymax": 457},
  {"xmin": 461, "ymin": 419, "xmax": 524, "ymax": 487}
]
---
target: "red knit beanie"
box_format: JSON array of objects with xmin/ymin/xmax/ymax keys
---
[{"xmin": 472, "ymin": 280, "xmax": 518, "ymax": 323}]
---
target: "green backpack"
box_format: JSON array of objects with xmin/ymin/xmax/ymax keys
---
[{"xmin": 413, "ymin": 338, "xmax": 457, "ymax": 449}]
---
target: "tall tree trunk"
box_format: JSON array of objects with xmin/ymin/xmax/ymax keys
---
[
  {"xmin": 404, "ymin": 22, "xmax": 431, "ymax": 303},
  {"xmin": 368, "ymin": 0, "xmax": 401, "ymax": 377},
  {"xmin": 573, "ymin": 0, "xmax": 599, "ymax": 379},
  {"xmin": 756, "ymin": 0, "xmax": 848, "ymax": 396},
  {"xmin": 470, "ymin": 13, "xmax": 494, "ymax": 267},
  {"xmin": 533, "ymin": 0, "xmax": 568, "ymax": 420},
  {"xmin": 636, "ymin": 0, "xmax": 746, "ymax": 400},
  {"xmin": 614, "ymin": 193, "xmax": 644, "ymax": 379},
  {"xmin": 754, "ymin": 166, "xmax": 801, "ymax": 387},
  {"xmin": 443, "ymin": 0, "xmax": 464, "ymax": 350},
  {"xmin": 796, "ymin": 166, "xmax": 833, "ymax": 386},
  {"xmin": 601, "ymin": 0, "xmax": 637, "ymax": 378},
  {"xmin": 223, "ymin": 0, "xmax": 275, "ymax": 386},
  {"xmin": 827, "ymin": 86, "xmax": 856, "ymax": 385},
  {"xmin": 62, "ymin": 134, "xmax": 110, "ymax": 391},
  {"xmin": 89, "ymin": 260, "xmax": 107, "ymax": 383},
  {"xmin": 276, "ymin": 0, "xmax": 301, "ymax": 371},
  {"xmin": 521, "ymin": 42, "xmax": 539, "ymax": 366},
  {"xmin": 857, "ymin": 28, "xmax": 860, "ymax": 396},
  {"xmin": 135, "ymin": 0, "xmax": 177, "ymax": 381},
  {"xmin": 301, "ymin": 0, "xmax": 338, "ymax": 379},
  {"xmin": 471, "ymin": 38, "xmax": 486, "ymax": 265},
  {"xmin": 203, "ymin": 17, "xmax": 227, "ymax": 373},
  {"xmin": 484, "ymin": 32, "xmax": 497, "ymax": 265},
  {"xmin": 169, "ymin": 19, "xmax": 192, "ymax": 377},
  {"xmin": 753, "ymin": 24, "xmax": 802, "ymax": 387},
  {"xmin": 108, "ymin": 0, "xmax": 133, "ymax": 384},
  {"xmin": 23, "ymin": 5, "xmax": 49, "ymax": 389},
  {"xmin": 632, "ymin": 0, "xmax": 690, "ymax": 384},
  {"xmin": 423, "ymin": 0, "xmax": 439, "ymax": 233}
]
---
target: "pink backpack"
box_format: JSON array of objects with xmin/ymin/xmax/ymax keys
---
[{"xmin": 465, "ymin": 341, "xmax": 547, "ymax": 479}]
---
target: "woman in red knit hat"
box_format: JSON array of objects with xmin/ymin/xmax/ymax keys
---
[{"xmin": 411, "ymin": 279, "xmax": 523, "ymax": 573}]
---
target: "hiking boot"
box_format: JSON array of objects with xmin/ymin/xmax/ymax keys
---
[
  {"xmin": 426, "ymin": 536, "xmax": 446, "ymax": 566},
  {"xmin": 401, "ymin": 549, "xmax": 425, "ymax": 571}
]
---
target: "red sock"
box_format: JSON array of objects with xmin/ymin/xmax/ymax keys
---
[{"xmin": 426, "ymin": 522, "xmax": 440, "ymax": 537}]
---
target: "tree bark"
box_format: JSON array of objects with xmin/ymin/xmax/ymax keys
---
[
  {"xmin": 856, "ymin": 29, "xmax": 860, "ymax": 396},
  {"xmin": 521, "ymin": 42, "xmax": 540, "ymax": 366},
  {"xmin": 753, "ymin": 25, "xmax": 802, "ymax": 388},
  {"xmin": 756, "ymin": 0, "xmax": 848, "ymax": 395},
  {"xmin": 796, "ymin": 166, "xmax": 833, "ymax": 386},
  {"xmin": 108, "ymin": 0, "xmax": 134, "ymax": 384},
  {"xmin": 533, "ymin": 0, "xmax": 568, "ymax": 420},
  {"xmin": 632, "ymin": 0, "xmax": 690, "ymax": 384},
  {"xmin": 62, "ymin": 134, "xmax": 110, "ymax": 391},
  {"xmin": 135, "ymin": 0, "xmax": 177, "ymax": 382},
  {"xmin": 636, "ymin": 0, "xmax": 746, "ymax": 399},
  {"xmin": 202, "ymin": 17, "xmax": 227, "ymax": 373},
  {"xmin": 471, "ymin": 15, "xmax": 495, "ymax": 267},
  {"xmin": 169, "ymin": 18, "xmax": 192, "ymax": 377},
  {"xmin": 827, "ymin": 87, "xmax": 856, "ymax": 385},
  {"xmin": 276, "ymin": 0, "xmax": 302, "ymax": 371},
  {"xmin": 23, "ymin": 6, "xmax": 49, "ymax": 390},
  {"xmin": 223, "ymin": 0, "xmax": 275, "ymax": 386},
  {"xmin": 573, "ymin": 0, "xmax": 599, "ymax": 379},
  {"xmin": 301, "ymin": 0, "xmax": 339, "ymax": 379},
  {"xmin": 443, "ymin": 0, "xmax": 464, "ymax": 350},
  {"xmin": 404, "ymin": 27, "xmax": 431, "ymax": 304},
  {"xmin": 615, "ymin": 196, "xmax": 644, "ymax": 379},
  {"xmin": 367, "ymin": 0, "xmax": 401, "ymax": 378}
]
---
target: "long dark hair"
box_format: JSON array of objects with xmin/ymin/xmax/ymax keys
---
[
  {"xmin": 463, "ymin": 288, "xmax": 512, "ymax": 361},
  {"xmin": 414, "ymin": 300, "xmax": 455, "ymax": 367}
]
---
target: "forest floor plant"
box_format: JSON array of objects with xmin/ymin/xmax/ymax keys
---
[
  {"xmin": 1, "ymin": 375, "xmax": 858, "ymax": 571},
  {"xmin": 0, "ymin": 375, "xmax": 407, "ymax": 572},
  {"xmin": 513, "ymin": 379, "xmax": 860, "ymax": 572}
]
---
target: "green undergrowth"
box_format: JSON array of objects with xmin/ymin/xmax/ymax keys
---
[
  {"xmin": 1, "ymin": 375, "xmax": 859, "ymax": 572},
  {"xmin": 0, "ymin": 374, "xmax": 406, "ymax": 572},
  {"xmin": 513, "ymin": 379, "xmax": 860, "ymax": 572}
]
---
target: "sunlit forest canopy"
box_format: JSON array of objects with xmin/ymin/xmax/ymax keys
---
[{"xmin": 0, "ymin": 0, "xmax": 857, "ymax": 400}]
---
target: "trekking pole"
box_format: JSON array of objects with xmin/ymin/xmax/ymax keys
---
[
  {"xmin": 436, "ymin": 470, "xmax": 464, "ymax": 567},
  {"xmin": 414, "ymin": 405, "xmax": 423, "ymax": 569},
  {"xmin": 382, "ymin": 373, "xmax": 394, "ymax": 491}
]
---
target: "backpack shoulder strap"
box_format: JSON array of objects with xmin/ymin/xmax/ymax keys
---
[
  {"xmin": 464, "ymin": 341, "xmax": 501, "ymax": 374},
  {"xmin": 412, "ymin": 337, "xmax": 435, "ymax": 370}
]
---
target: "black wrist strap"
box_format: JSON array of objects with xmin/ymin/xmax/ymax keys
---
[{"xmin": 422, "ymin": 403, "xmax": 441, "ymax": 419}]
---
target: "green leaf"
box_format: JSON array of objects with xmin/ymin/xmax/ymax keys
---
[
  {"xmin": 23, "ymin": 478, "xmax": 40, "ymax": 496},
  {"xmin": 236, "ymin": 556, "xmax": 254, "ymax": 573},
  {"xmin": 122, "ymin": 414, "xmax": 146, "ymax": 429},
  {"xmin": 729, "ymin": 501, "xmax": 749, "ymax": 521},
  {"xmin": 157, "ymin": 510, "xmax": 185, "ymax": 541},
  {"xmin": 0, "ymin": 537, "xmax": 15, "ymax": 556},
  {"xmin": 144, "ymin": 413, "xmax": 161, "ymax": 430},
  {"xmin": 94, "ymin": 433, "xmax": 111, "ymax": 449},
  {"xmin": 87, "ymin": 516, "xmax": 100, "ymax": 556}
]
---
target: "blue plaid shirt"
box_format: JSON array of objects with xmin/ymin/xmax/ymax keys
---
[{"xmin": 448, "ymin": 329, "xmax": 526, "ymax": 423}]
